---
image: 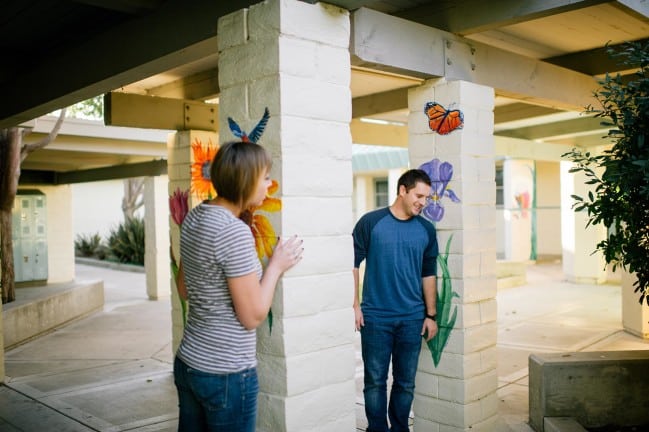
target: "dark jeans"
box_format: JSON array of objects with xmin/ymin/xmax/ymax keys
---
[
  {"xmin": 361, "ymin": 319, "xmax": 422, "ymax": 432},
  {"xmin": 173, "ymin": 356, "xmax": 258, "ymax": 432}
]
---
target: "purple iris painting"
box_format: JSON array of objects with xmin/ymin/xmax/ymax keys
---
[{"xmin": 419, "ymin": 158, "xmax": 461, "ymax": 222}]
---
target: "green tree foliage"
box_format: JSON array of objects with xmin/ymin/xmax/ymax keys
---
[
  {"xmin": 563, "ymin": 41, "xmax": 649, "ymax": 304},
  {"xmin": 68, "ymin": 96, "xmax": 103, "ymax": 120}
]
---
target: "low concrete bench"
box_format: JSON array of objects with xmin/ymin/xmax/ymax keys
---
[
  {"xmin": 529, "ymin": 350, "xmax": 649, "ymax": 431},
  {"xmin": 497, "ymin": 260, "xmax": 528, "ymax": 289},
  {"xmin": 2, "ymin": 280, "xmax": 104, "ymax": 349}
]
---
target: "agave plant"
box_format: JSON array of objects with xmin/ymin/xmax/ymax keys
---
[{"xmin": 107, "ymin": 217, "xmax": 145, "ymax": 265}]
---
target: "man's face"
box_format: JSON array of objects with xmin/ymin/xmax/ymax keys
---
[{"xmin": 399, "ymin": 181, "xmax": 431, "ymax": 217}]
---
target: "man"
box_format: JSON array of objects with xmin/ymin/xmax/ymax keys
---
[{"xmin": 353, "ymin": 169, "xmax": 439, "ymax": 432}]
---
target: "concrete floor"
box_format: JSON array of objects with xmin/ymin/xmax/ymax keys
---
[{"xmin": 1, "ymin": 262, "xmax": 648, "ymax": 431}]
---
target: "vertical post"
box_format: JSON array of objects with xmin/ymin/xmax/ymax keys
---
[
  {"xmin": 144, "ymin": 175, "xmax": 171, "ymax": 300},
  {"xmin": 167, "ymin": 130, "xmax": 219, "ymax": 352},
  {"xmin": 387, "ymin": 168, "xmax": 402, "ymax": 205},
  {"xmin": 409, "ymin": 79, "xmax": 498, "ymax": 431},
  {"xmin": 502, "ymin": 159, "xmax": 534, "ymax": 262},
  {"xmin": 218, "ymin": 1, "xmax": 356, "ymax": 430},
  {"xmin": 560, "ymin": 160, "xmax": 607, "ymax": 284}
]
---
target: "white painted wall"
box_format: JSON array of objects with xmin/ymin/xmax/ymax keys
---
[{"xmin": 71, "ymin": 178, "xmax": 148, "ymax": 239}]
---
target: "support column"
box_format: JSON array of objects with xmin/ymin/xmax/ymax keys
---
[
  {"xmin": 559, "ymin": 160, "xmax": 607, "ymax": 284},
  {"xmin": 144, "ymin": 175, "xmax": 171, "ymax": 300},
  {"xmin": 409, "ymin": 79, "xmax": 498, "ymax": 431},
  {"xmin": 218, "ymin": 1, "xmax": 356, "ymax": 430},
  {"xmin": 167, "ymin": 130, "xmax": 219, "ymax": 352},
  {"xmin": 502, "ymin": 159, "xmax": 534, "ymax": 262},
  {"xmin": 387, "ymin": 168, "xmax": 401, "ymax": 205},
  {"xmin": 354, "ymin": 176, "xmax": 369, "ymax": 223}
]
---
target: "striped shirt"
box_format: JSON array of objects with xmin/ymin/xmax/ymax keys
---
[{"xmin": 176, "ymin": 203, "xmax": 262, "ymax": 373}]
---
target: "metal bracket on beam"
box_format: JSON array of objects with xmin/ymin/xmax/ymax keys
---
[
  {"xmin": 184, "ymin": 101, "xmax": 218, "ymax": 130},
  {"xmin": 444, "ymin": 39, "xmax": 478, "ymax": 82}
]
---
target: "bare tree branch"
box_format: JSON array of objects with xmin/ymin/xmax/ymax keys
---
[{"xmin": 20, "ymin": 108, "xmax": 67, "ymax": 161}]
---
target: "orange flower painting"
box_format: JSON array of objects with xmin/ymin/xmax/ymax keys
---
[
  {"xmin": 190, "ymin": 138, "xmax": 219, "ymax": 200},
  {"xmin": 251, "ymin": 180, "xmax": 281, "ymax": 260}
]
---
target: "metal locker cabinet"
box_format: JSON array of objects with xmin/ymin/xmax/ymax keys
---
[{"xmin": 12, "ymin": 191, "xmax": 48, "ymax": 283}]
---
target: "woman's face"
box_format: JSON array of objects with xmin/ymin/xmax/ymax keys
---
[{"xmin": 250, "ymin": 168, "xmax": 272, "ymax": 208}]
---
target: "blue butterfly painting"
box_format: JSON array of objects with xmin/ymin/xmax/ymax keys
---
[{"xmin": 228, "ymin": 107, "xmax": 270, "ymax": 143}]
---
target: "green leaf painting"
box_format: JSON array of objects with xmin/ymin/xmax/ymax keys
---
[{"xmin": 426, "ymin": 234, "xmax": 460, "ymax": 367}]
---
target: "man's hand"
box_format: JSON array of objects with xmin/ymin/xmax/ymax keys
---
[
  {"xmin": 421, "ymin": 318, "xmax": 438, "ymax": 342},
  {"xmin": 354, "ymin": 304, "xmax": 364, "ymax": 331}
]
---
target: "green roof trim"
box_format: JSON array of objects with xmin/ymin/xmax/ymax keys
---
[{"xmin": 352, "ymin": 144, "xmax": 409, "ymax": 172}]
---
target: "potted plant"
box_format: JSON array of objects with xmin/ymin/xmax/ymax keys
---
[{"xmin": 563, "ymin": 41, "xmax": 649, "ymax": 307}]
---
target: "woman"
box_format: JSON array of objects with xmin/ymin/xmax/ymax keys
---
[{"xmin": 173, "ymin": 141, "xmax": 303, "ymax": 431}]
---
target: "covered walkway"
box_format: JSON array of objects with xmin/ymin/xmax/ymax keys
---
[{"xmin": 1, "ymin": 262, "xmax": 648, "ymax": 431}]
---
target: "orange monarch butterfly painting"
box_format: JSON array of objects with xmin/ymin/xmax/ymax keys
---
[{"xmin": 425, "ymin": 102, "xmax": 464, "ymax": 135}]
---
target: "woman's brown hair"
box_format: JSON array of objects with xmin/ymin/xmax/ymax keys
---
[{"xmin": 210, "ymin": 141, "xmax": 272, "ymax": 209}]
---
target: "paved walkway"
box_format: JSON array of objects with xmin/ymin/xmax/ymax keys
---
[{"xmin": 2, "ymin": 262, "xmax": 648, "ymax": 431}]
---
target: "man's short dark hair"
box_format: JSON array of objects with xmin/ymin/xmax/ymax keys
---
[{"xmin": 397, "ymin": 169, "xmax": 432, "ymax": 193}]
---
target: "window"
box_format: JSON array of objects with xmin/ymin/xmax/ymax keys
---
[
  {"xmin": 375, "ymin": 179, "xmax": 389, "ymax": 208},
  {"xmin": 495, "ymin": 164, "xmax": 504, "ymax": 207}
]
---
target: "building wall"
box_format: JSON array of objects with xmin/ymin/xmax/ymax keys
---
[
  {"xmin": 71, "ymin": 178, "xmax": 148, "ymax": 239},
  {"xmin": 535, "ymin": 161, "xmax": 562, "ymax": 259}
]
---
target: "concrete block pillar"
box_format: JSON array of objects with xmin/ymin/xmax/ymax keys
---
[
  {"xmin": 408, "ymin": 79, "xmax": 498, "ymax": 431},
  {"xmin": 502, "ymin": 159, "xmax": 534, "ymax": 262},
  {"xmin": 559, "ymin": 160, "xmax": 607, "ymax": 284},
  {"xmin": 144, "ymin": 175, "xmax": 171, "ymax": 300},
  {"xmin": 354, "ymin": 176, "xmax": 369, "ymax": 223},
  {"xmin": 167, "ymin": 130, "xmax": 219, "ymax": 352},
  {"xmin": 218, "ymin": 1, "xmax": 356, "ymax": 430},
  {"xmin": 388, "ymin": 168, "xmax": 402, "ymax": 205},
  {"xmin": 622, "ymin": 271, "xmax": 649, "ymax": 338}
]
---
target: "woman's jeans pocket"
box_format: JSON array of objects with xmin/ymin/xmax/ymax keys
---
[{"xmin": 174, "ymin": 356, "xmax": 258, "ymax": 432}]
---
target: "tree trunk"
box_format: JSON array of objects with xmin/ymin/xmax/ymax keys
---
[
  {"xmin": 0, "ymin": 128, "xmax": 21, "ymax": 303},
  {"xmin": 0, "ymin": 209, "xmax": 15, "ymax": 303}
]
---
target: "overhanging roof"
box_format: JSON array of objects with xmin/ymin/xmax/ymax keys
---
[{"xmin": 3, "ymin": 0, "xmax": 648, "ymax": 179}]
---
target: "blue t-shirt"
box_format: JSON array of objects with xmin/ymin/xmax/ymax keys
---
[{"xmin": 353, "ymin": 207, "xmax": 438, "ymax": 321}]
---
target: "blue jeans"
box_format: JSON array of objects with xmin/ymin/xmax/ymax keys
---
[
  {"xmin": 173, "ymin": 356, "xmax": 258, "ymax": 432},
  {"xmin": 360, "ymin": 319, "xmax": 422, "ymax": 432}
]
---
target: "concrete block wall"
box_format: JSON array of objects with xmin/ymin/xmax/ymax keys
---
[
  {"xmin": 167, "ymin": 130, "xmax": 218, "ymax": 353},
  {"xmin": 529, "ymin": 351, "xmax": 649, "ymax": 431},
  {"xmin": 41, "ymin": 185, "xmax": 74, "ymax": 283},
  {"xmin": 218, "ymin": 1, "xmax": 356, "ymax": 430},
  {"xmin": 144, "ymin": 175, "xmax": 171, "ymax": 300},
  {"xmin": 409, "ymin": 78, "xmax": 498, "ymax": 431}
]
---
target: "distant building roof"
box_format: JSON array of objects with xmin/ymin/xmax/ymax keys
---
[{"xmin": 352, "ymin": 144, "xmax": 409, "ymax": 173}]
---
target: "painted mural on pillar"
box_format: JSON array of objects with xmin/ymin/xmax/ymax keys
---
[
  {"xmin": 514, "ymin": 190, "xmax": 530, "ymax": 219},
  {"xmin": 227, "ymin": 107, "xmax": 281, "ymax": 263},
  {"xmin": 425, "ymin": 102, "xmax": 464, "ymax": 135},
  {"xmin": 190, "ymin": 138, "xmax": 219, "ymax": 200},
  {"xmin": 169, "ymin": 188, "xmax": 189, "ymax": 326},
  {"xmin": 168, "ymin": 109, "xmax": 281, "ymax": 329},
  {"xmin": 168, "ymin": 137, "xmax": 220, "ymax": 326},
  {"xmin": 419, "ymin": 154, "xmax": 461, "ymax": 366},
  {"xmin": 228, "ymin": 108, "xmax": 281, "ymax": 332}
]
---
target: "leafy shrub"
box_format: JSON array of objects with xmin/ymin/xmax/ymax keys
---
[
  {"xmin": 107, "ymin": 217, "xmax": 145, "ymax": 265},
  {"xmin": 74, "ymin": 233, "xmax": 103, "ymax": 258},
  {"xmin": 563, "ymin": 41, "xmax": 649, "ymax": 303}
]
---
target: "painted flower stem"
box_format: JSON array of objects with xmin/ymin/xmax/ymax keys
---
[{"xmin": 426, "ymin": 234, "xmax": 459, "ymax": 367}]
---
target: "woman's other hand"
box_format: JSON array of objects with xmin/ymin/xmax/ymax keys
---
[{"xmin": 268, "ymin": 235, "xmax": 303, "ymax": 273}]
